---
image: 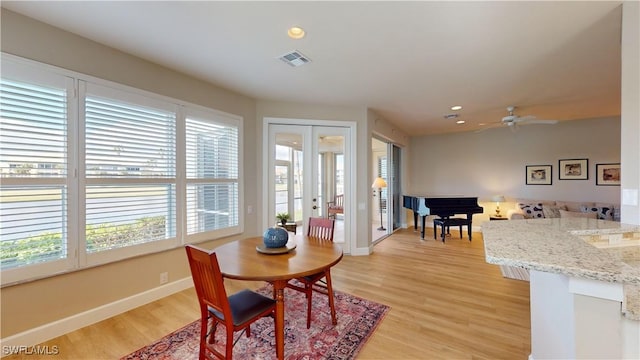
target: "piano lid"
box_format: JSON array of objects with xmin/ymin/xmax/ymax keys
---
[{"xmin": 403, "ymin": 194, "xmax": 483, "ymax": 216}]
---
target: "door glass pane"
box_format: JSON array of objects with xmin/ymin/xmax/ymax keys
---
[
  {"xmin": 292, "ymin": 149, "xmax": 303, "ymax": 222},
  {"xmin": 274, "ymin": 164, "xmax": 289, "ymax": 215},
  {"xmin": 274, "ymin": 133, "xmax": 302, "ymax": 223},
  {"xmin": 336, "ymin": 154, "xmax": 344, "ymax": 195},
  {"xmin": 317, "ymin": 153, "xmax": 324, "ymax": 215},
  {"xmin": 318, "ymin": 133, "xmax": 345, "ymax": 219}
]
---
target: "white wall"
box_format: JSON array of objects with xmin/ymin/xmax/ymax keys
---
[
  {"xmin": 408, "ymin": 117, "xmax": 621, "ymax": 223},
  {"xmin": 621, "ymin": 0, "xmax": 640, "ymax": 225}
]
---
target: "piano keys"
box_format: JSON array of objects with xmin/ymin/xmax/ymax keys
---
[{"xmin": 403, "ymin": 195, "xmax": 484, "ymax": 239}]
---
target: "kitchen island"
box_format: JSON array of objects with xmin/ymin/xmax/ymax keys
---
[{"xmin": 482, "ymin": 218, "xmax": 639, "ymax": 360}]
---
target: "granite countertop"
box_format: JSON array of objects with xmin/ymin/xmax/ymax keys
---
[{"xmin": 482, "ymin": 218, "xmax": 640, "ymax": 320}]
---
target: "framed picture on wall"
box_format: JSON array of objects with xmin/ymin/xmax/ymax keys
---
[
  {"xmin": 596, "ymin": 163, "xmax": 620, "ymax": 186},
  {"xmin": 526, "ymin": 165, "xmax": 552, "ymax": 185},
  {"xmin": 558, "ymin": 158, "xmax": 588, "ymax": 180}
]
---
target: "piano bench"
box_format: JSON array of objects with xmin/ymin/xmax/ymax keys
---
[{"xmin": 433, "ymin": 218, "xmax": 472, "ymax": 242}]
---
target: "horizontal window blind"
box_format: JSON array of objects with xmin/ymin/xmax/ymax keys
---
[
  {"xmin": 186, "ymin": 119, "xmax": 238, "ymax": 179},
  {"xmin": 186, "ymin": 183, "xmax": 238, "ymax": 234},
  {"xmin": 185, "ymin": 116, "xmax": 239, "ymax": 234},
  {"xmin": 0, "ymin": 186, "xmax": 67, "ymax": 269},
  {"xmin": 0, "ymin": 77, "xmax": 68, "ymax": 270},
  {"xmin": 0, "ymin": 79, "xmax": 67, "ymax": 178},
  {"xmin": 85, "ymin": 185, "xmax": 176, "ymax": 252},
  {"xmin": 84, "ymin": 90, "xmax": 177, "ymax": 254},
  {"xmin": 85, "ymin": 95, "xmax": 176, "ymax": 178}
]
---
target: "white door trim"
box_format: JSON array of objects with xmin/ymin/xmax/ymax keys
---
[{"xmin": 262, "ymin": 117, "xmax": 356, "ymax": 254}]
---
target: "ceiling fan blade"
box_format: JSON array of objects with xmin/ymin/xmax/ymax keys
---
[
  {"xmin": 518, "ymin": 119, "xmax": 559, "ymax": 125},
  {"xmin": 512, "ymin": 115, "xmax": 537, "ymax": 123}
]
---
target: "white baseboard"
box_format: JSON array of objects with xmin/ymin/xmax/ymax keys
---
[
  {"xmin": 0, "ymin": 277, "xmax": 193, "ymax": 354},
  {"xmin": 350, "ymin": 245, "xmax": 373, "ymax": 256}
]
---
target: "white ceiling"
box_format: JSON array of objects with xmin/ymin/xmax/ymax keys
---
[{"xmin": 2, "ymin": 1, "xmax": 623, "ymax": 136}]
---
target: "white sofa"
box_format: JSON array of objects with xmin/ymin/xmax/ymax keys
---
[
  {"xmin": 506, "ymin": 199, "xmax": 619, "ymax": 221},
  {"xmin": 499, "ymin": 198, "xmax": 619, "ymax": 281}
]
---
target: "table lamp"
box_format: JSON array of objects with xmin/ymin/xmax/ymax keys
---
[
  {"xmin": 492, "ymin": 195, "xmax": 506, "ymax": 217},
  {"xmin": 371, "ymin": 177, "xmax": 387, "ymax": 230}
]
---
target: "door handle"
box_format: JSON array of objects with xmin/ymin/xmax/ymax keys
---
[{"xmin": 312, "ymin": 205, "xmax": 317, "ymax": 210}]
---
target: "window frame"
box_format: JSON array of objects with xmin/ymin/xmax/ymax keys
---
[
  {"xmin": 0, "ymin": 53, "xmax": 244, "ymax": 285},
  {"xmin": 183, "ymin": 106, "xmax": 244, "ymax": 244}
]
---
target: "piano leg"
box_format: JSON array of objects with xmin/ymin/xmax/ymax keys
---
[
  {"xmin": 413, "ymin": 211, "xmax": 418, "ymax": 231},
  {"xmin": 420, "ymin": 215, "xmax": 426, "ymax": 239}
]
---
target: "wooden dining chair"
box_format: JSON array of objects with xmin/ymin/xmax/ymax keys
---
[
  {"xmin": 185, "ymin": 245, "xmax": 276, "ymax": 360},
  {"xmin": 285, "ymin": 217, "xmax": 338, "ymax": 328}
]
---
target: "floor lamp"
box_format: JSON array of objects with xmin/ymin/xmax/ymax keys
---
[{"xmin": 372, "ymin": 177, "xmax": 387, "ymax": 231}]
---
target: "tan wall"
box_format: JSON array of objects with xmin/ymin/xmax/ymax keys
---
[
  {"xmin": 0, "ymin": 10, "xmax": 259, "ymax": 337},
  {"xmin": 407, "ymin": 117, "xmax": 622, "ymax": 224}
]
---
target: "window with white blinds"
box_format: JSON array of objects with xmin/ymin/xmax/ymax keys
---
[
  {"xmin": 0, "ymin": 74, "xmax": 71, "ymax": 273},
  {"xmin": 0, "ymin": 54, "xmax": 243, "ymax": 284},
  {"xmin": 185, "ymin": 113, "xmax": 239, "ymax": 235},
  {"xmin": 83, "ymin": 84, "xmax": 177, "ymax": 254}
]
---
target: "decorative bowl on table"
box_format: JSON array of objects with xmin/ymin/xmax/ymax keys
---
[{"xmin": 263, "ymin": 227, "xmax": 289, "ymax": 248}]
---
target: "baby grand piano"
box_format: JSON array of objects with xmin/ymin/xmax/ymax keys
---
[{"xmin": 403, "ymin": 195, "xmax": 484, "ymax": 239}]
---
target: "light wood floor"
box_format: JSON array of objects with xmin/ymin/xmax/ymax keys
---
[{"xmin": 5, "ymin": 228, "xmax": 531, "ymax": 360}]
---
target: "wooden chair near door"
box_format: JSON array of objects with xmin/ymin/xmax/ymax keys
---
[
  {"xmin": 327, "ymin": 194, "xmax": 344, "ymax": 219},
  {"xmin": 285, "ymin": 217, "xmax": 338, "ymax": 328},
  {"xmin": 185, "ymin": 245, "xmax": 276, "ymax": 360}
]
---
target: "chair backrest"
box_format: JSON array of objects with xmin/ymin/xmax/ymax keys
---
[
  {"xmin": 335, "ymin": 194, "xmax": 344, "ymax": 207},
  {"xmin": 185, "ymin": 245, "xmax": 232, "ymax": 319},
  {"xmin": 307, "ymin": 217, "xmax": 335, "ymax": 241}
]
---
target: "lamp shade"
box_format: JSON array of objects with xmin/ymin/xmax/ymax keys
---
[
  {"xmin": 491, "ymin": 195, "xmax": 506, "ymax": 202},
  {"xmin": 371, "ymin": 177, "xmax": 387, "ymax": 189}
]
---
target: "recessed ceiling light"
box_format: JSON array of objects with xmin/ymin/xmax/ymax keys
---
[
  {"xmin": 456, "ymin": 120, "xmax": 465, "ymax": 124},
  {"xmin": 451, "ymin": 105, "xmax": 463, "ymax": 111},
  {"xmin": 288, "ymin": 26, "xmax": 305, "ymax": 39}
]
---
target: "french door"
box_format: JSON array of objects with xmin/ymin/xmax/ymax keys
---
[{"xmin": 267, "ymin": 123, "xmax": 350, "ymax": 252}]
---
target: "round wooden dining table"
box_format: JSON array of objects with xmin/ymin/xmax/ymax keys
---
[{"xmin": 214, "ymin": 234, "xmax": 343, "ymax": 360}]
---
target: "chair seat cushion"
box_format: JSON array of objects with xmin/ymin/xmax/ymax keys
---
[{"xmin": 209, "ymin": 289, "xmax": 275, "ymax": 326}]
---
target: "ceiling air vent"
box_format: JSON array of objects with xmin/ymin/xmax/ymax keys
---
[{"xmin": 278, "ymin": 50, "xmax": 311, "ymax": 67}]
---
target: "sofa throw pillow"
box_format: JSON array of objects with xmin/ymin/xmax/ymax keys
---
[
  {"xmin": 559, "ymin": 209, "xmax": 598, "ymax": 219},
  {"xmin": 518, "ymin": 203, "xmax": 544, "ymax": 219},
  {"xmin": 580, "ymin": 206, "xmax": 614, "ymax": 220},
  {"xmin": 542, "ymin": 204, "xmax": 567, "ymax": 219}
]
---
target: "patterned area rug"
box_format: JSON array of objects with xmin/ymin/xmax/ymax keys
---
[{"xmin": 122, "ymin": 284, "xmax": 389, "ymax": 360}]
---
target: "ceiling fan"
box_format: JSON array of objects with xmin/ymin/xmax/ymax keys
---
[
  {"xmin": 501, "ymin": 106, "xmax": 558, "ymax": 127},
  {"xmin": 477, "ymin": 106, "xmax": 558, "ymax": 132}
]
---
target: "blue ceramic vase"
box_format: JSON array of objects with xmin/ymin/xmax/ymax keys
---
[{"xmin": 263, "ymin": 227, "xmax": 289, "ymax": 248}]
